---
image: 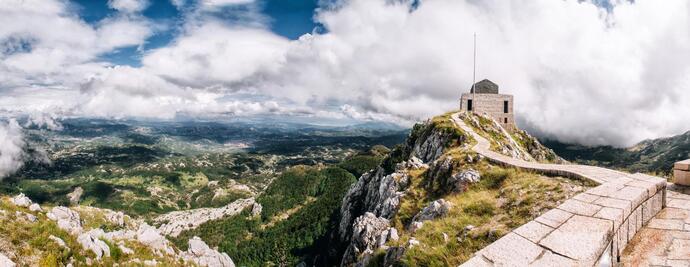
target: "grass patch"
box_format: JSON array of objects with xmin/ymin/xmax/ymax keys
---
[{"xmin": 388, "ymin": 165, "xmax": 590, "ymax": 266}]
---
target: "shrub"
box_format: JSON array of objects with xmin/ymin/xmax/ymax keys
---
[
  {"xmin": 338, "ymin": 155, "xmax": 382, "ymax": 178},
  {"xmin": 479, "ymin": 168, "xmax": 511, "ymax": 189}
]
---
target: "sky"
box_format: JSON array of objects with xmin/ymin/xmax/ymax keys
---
[{"xmin": 1, "ymin": 0, "xmax": 690, "ymax": 162}]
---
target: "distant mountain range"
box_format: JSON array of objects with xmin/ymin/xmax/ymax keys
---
[{"xmin": 544, "ymin": 131, "xmax": 690, "ymax": 176}]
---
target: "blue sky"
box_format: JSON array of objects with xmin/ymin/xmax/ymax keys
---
[
  {"xmin": 73, "ymin": 0, "xmax": 319, "ymax": 66},
  {"xmin": 1, "ymin": 0, "xmax": 689, "ymax": 148}
]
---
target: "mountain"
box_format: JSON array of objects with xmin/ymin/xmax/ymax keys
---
[
  {"xmin": 333, "ymin": 112, "xmax": 588, "ymax": 266},
  {"xmin": 0, "ymin": 112, "xmax": 589, "ymax": 266},
  {"xmin": 544, "ymin": 131, "xmax": 690, "ymax": 176}
]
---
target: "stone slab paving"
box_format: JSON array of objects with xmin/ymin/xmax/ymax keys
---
[
  {"xmin": 621, "ymin": 184, "xmax": 690, "ymax": 267},
  {"xmin": 452, "ymin": 113, "xmax": 668, "ymax": 267}
]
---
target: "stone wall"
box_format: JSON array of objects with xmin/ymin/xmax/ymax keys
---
[
  {"xmin": 452, "ymin": 113, "xmax": 668, "ymax": 267},
  {"xmin": 459, "ymin": 93, "xmax": 514, "ymax": 129},
  {"xmin": 673, "ymin": 159, "xmax": 690, "ymax": 186}
]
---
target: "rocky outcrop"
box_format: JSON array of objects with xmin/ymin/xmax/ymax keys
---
[
  {"xmin": 49, "ymin": 235, "xmax": 68, "ymax": 249},
  {"xmin": 155, "ymin": 198, "xmax": 256, "ymax": 237},
  {"xmin": 136, "ymin": 223, "xmax": 177, "ymax": 256},
  {"xmin": 68, "ymin": 187, "xmax": 83, "ymax": 206},
  {"xmin": 424, "ymin": 156, "xmax": 481, "ymax": 194},
  {"xmin": 15, "ymin": 211, "xmax": 37, "ymax": 222},
  {"xmin": 47, "ymin": 206, "xmax": 83, "ymax": 234},
  {"xmin": 513, "ymin": 129, "xmax": 566, "ymax": 163},
  {"xmin": 7, "ymin": 194, "xmax": 235, "ymax": 266},
  {"xmin": 339, "ymin": 167, "xmax": 408, "ymax": 242},
  {"xmin": 250, "ymin": 202, "xmax": 262, "ymax": 217},
  {"xmin": 11, "ymin": 193, "xmax": 32, "ymax": 207},
  {"xmin": 410, "ymin": 129, "xmax": 450, "ymax": 163},
  {"xmin": 338, "ymin": 119, "xmax": 465, "ymax": 265},
  {"xmin": 29, "ymin": 203, "xmax": 42, "ymax": 212},
  {"xmin": 181, "ymin": 237, "xmax": 236, "ymax": 267},
  {"xmin": 78, "ymin": 230, "xmax": 111, "ymax": 259},
  {"xmin": 448, "ymin": 169, "xmax": 480, "ymax": 192},
  {"xmin": 0, "ymin": 253, "xmax": 15, "ymax": 267},
  {"xmin": 410, "ymin": 199, "xmax": 451, "ymax": 226},
  {"xmin": 105, "ymin": 211, "xmax": 125, "ymax": 227},
  {"xmin": 341, "ymin": 213, "xmax": 391, "ymax": 266}
]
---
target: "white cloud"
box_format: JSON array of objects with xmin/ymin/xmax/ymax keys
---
[
  {"xmin": 96, "ymin": 16, "xmax": 153, "ymax": 51},
  {"xmin": 170, "ymin": 0, "xmax": 186, "ymax": 8},
  {"xmin": 0, "ymin": 119, "xmax": 26, "ymax": 179},
  {"xmin": 242, "ymin": 0, "xmax": 690, "ymax": 147},
  {"xmin": 201, "ymin": 0, "xmax": 254, "ymax": 8},
  {"xmin": 24, "ymin": 112, "xmax": 64, "ymax": 131},
  {"xmin": 142, "ymin": 22, "xmax": 289, "ymax": 87},
  {"xmin": 0, "ymin": 0, "xmax": 152, "ymax": 90},
  {"xmin": 1, "ymin": 0, "xmax": 690, "ymax": 148},
  {"xmin": 108, "ymin": 0, "xmax": 150, "ymax": 13}
]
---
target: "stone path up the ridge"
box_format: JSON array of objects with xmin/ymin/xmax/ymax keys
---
[{"xmin": 451, "ymin": 113, "xmax": 671, "ymax": 267}]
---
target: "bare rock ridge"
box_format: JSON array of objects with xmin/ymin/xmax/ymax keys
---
[
  {"xmin": 338, "ymin": 117, "xmax": 465, "ymax": 266},
  {"xmin": 5, "ymin": 194, "xmax": 237, "ymax": 266},
  {"xmin": 155, "ymin": 198, "xmax": 258, "ymax": 237},
  {"xmin": 181, "ymin": 237, "xmax": 236, "ymax": 267}
]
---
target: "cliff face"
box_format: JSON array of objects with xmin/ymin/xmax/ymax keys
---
[
  {"xmin": 337, "ymin": 113, "xmax": 469, "ymax": 265},
  {"xmin": 335, "ymin": 112, "xmax": 575, "ymax": 266}
]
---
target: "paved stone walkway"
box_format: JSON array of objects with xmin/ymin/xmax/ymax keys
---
[
  {"xmin": 621, "ymin": 184, "xmax": 690, "ymax": 267},
  {"xmin": 452, "ymin": 113, "xmax": 669, "ymax": 267}
]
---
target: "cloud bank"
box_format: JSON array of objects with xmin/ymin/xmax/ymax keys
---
[
  {"xmin": 0, "ymin": 120, "xmax": 26, "ymax": 179},
  {"xmin": 1, "ymin": 0, "xmax": 690, "ymax": 147}
]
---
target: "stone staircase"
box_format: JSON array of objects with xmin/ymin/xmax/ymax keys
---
[{"xmin": 452, "ymin": 113, "xmax": 668, "ymax": 267}]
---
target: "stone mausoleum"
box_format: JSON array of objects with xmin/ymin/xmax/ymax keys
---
[{"xmin": 460, "ymin": 79, "xmax": 515, "ymax": 129}]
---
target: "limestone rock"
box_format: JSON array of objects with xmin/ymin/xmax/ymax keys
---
[
  {"xmin": 0, "ymin": 253, "xmax": 15, "ymax": 267},
  {"xmin": 341, "ymin": 213, "xmax": 390, "ymax": 266},
  {"xmin": 404, "ymin": 156, "xmax": 428, "ymax": 170},
  {"xmin": 102, "ymin": 229, "xmax": 137, "ymax": 241},
  {"xmin": 49, "ymin": 235, "xmax": 68, "ymax": 249},
  {"xmin": 105, "ymin": 211, "xmax": 125, "ymax": 227},
  {"xmin": 449, "ymin": 169, "xmax": 481, "ymax": 192},
  {"xmin": 47, "ymin": 206, "xmax": 82, "ymax": 234},
  {"xmin": 337, "ymin": 119, "xmax": 468, "ymax": 265},
  {"xmin": 251, "ymin": 202, "xmax": 262, "ymax": 217},
  {"xmin": 11, "ymin": 193, "xmax": 32, "ymax": 207},
  {"xmin": 411, "ymin": 199, "xmax": 452, "ymax": 224},
  {"xmin": 16, "ymin": 211, "xmax": 37, "ymax": 222},
  {"xmin": 410, "ymin": 128, "xmax": 452, "ymax": 163},
  {"xmin": 136, "ymin": 223, "xmax": 176, "ymax": 255},
  {"xmin": 407, "ymin": 238, "xmax": 420, "ymax": 248},
  {"xmin": 118, "ymin": 243, "xmax": 134, "ymax": 255},
  {"xmin": 29, "ymin": 203, "xmax": 42, "ymax": 212},
  {"xmin": 78, "ymin": 230, "xmax": 111, "ymax": 259},
  {"xmin": 181, "ymin": 236, "xmax": 235, "ymax": 267},
  {"xmin": 339, "ymin": 167, "xmax": 407, "ymax": 242},
  {"xmin": 387, "ymin": 228, "xmax": 399, "ymax": 242},
  {"xmin": 155, "ymin": 198, "xmax": 256, "ymax": 237},
  {"xmin": 67, "ymin": 187, "xmax": 84, "ymax": 206}
]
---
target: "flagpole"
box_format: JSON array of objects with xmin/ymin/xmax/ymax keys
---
[{"xmin": 472, "ymin": 33, "xmax": 476, "ymax": 109}]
